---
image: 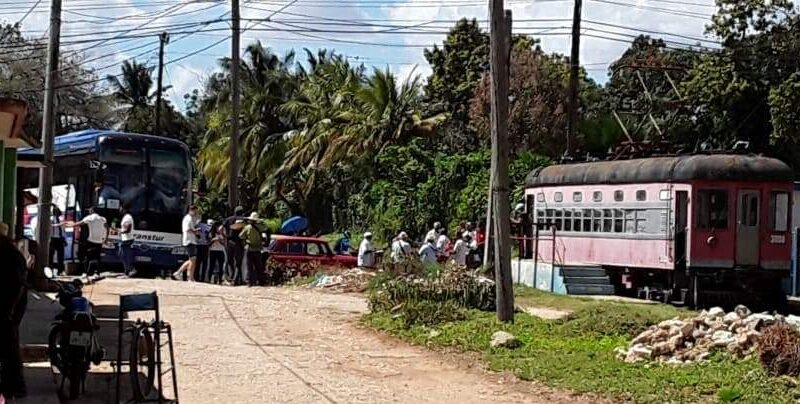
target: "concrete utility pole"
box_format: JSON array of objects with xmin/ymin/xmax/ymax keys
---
[
  {"xmin": 229, "ymin": 0, "xmax": 241, "ymax": 210},
  {"xmin": 489, "ymin": 0, "xmax": 514, "ymax": 322},
  {"xmin": 36, "ymin": 0, "xmax": 62, "ymax": 269},
  {"xmin": 566, "ymin": 0, "xmax": 582, "ymax": 157},
  {"xmin": 154, "ymin": 31, "xmax": 169, "ymax": 136}
]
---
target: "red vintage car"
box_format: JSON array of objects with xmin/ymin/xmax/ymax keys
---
[{"xmin": 267, "ymin": 235, "xmax": 358, "ymax": 269}]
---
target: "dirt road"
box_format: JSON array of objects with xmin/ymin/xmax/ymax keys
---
[{"xmin": 78, "ymin": 278, "xmax": 589, "ymax": 404}]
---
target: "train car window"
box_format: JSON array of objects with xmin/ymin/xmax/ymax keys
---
[
  {"xmin": 573, "ymin": 192, "xmax": 582, "ymax": 202},
  {"xmin": 614, "ymin": 209, "xmax": 624, "ymax": 232},
  {"xmin": 593, "ymin": 191, "xmax": 603, "ymax": 202},
  {"xmin": 697, "ymin": 190, "xmax": 728, "ymax": 229},
  {"xmin": 563, "ymin": 210, "xmax": 573, "ymax": 231},
  {"xmin": 582, "ymin": 209, "xmax": 592, "ymax": 231},
  {"xmin": 636, "ymin": 190, "xmax": 647, "ymax": 201},
  {"xmin": 537, "ymin": 193, "xmax": 545, "ymax": 202},
  {"xmin": 659, "ymin": 190, "xmax": 670, "ymax": 201},
  {"xmin": 636, "ymin": 212, "xmax": 648, "ymax": 233},
  {"xmin": 602, "ymin": 209, "xmax": 613, "ymax": 232},
  {"xmin": 592, "ymin": 209, "xmax": 602, "ymax": 232},
  {"xmin": 614, "ymin": 190, "xmax": 623, "ymax": 202},
  {"xmin": 573, "ymin": 210, "xmax": 583, "ymax": 231},
  {"xmin": 554, "ymin": 192, "xmax": 563, "ymax": 202},
  {"xmin": 537, "ymin": 210, "xmax": 545, "ymax": 224},
  {"xmin": 771, "ymin": 192, "xmax": 789, "ymax": 232},
  {"xmin": 554, "ymin": 210, "xmax": 563, "ymax": 231},
  {"xmin": 625, "ymin": 210, "xmax": 637, "ymax": 233}
]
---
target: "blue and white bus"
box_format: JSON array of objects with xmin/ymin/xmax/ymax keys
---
[{"xmin": 19, "ymin": 130, "xmax": 192, "ymax": 271}]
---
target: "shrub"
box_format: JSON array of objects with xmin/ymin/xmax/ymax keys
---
[
  {"xmin": 554, "ymin": 304, "xmax": 677, "ymax": 338},
  {"xmin": 758, "ymin": 323, "xmax": 800, "ymax": 376}
]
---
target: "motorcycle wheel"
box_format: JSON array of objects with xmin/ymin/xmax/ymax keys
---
[
  {"xmin": 130, "ymin": 325, "xmax": 156, "ymax": 400},
  {"xmin": 47, "ymin": 325, "xmax": 65, "ymax": 380}
]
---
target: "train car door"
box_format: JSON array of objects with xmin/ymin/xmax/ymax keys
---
[
  {"xmin": 674, "ymin": 191, "xmax": 688, "ymax": 268},
  {"xmin": 736, "ymin": 190, "xmax": 760, "ymax": 265}
]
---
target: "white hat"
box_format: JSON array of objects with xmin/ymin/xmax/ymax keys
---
[
  {"xmin": 398, "ymin": 231, "xmax": 408, "ymax": 239},
  {"xmin": 249, "ymin": 212, "xmax": 260, "ymax": 220},
  {"xmin": 364, "ymin": 232, "xmax": 373, "ymax": 238},
  {"xmin": 515, "ymin": 203, "xmax": 525, "ymax": 211},
  {"xmin": 206, "ymin": 219, "xmax": 215, "ymax": 225},
  {"xmin": 463, "ymin": 231, "xmax": 472, "ymax": 238}
]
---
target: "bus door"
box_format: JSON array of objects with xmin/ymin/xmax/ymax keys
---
[{"xmin": 736, "ymin": 190, "xmax": 760, "ymax": 266}]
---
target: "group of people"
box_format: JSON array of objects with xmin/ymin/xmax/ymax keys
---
[
  {"xmin": 171, "ymin": 205, "xmax": 270, "ymax": 287},
  {"xmin": 356, "ymin": 221, "xmax": 484, "ymax": 268}
]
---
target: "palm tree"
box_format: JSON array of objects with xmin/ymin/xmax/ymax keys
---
[{"xmin": 106, "ymin": 60, "xmax": 155, "ymax": 131}]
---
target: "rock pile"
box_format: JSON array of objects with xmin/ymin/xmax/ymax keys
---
[{"xmin": 616, "ymin": 305, "xmax": 800, "ymax": 364}]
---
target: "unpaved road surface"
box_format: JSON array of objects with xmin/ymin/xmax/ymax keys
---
[{"xmin": 77, "ymin": 278, "xmax": 593, "ymax": 404}]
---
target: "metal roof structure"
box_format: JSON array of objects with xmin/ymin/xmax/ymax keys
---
[{"xmin": 525, "ymin": 154, "xmax": 794, "ymax": 187}]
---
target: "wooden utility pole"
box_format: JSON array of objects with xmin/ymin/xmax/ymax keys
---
[
  {"xmin": 489, "ymin": 0, "xmax": 514, "ymax": 322},
  {"xmin": 566, "ymin": 0, "xmax": 582, "ymax": 157},
  {"xmin": 229, "ymin": 0, "xmax": 241, "ymax": 210},
  {"xmin": 154, "ymin": 31, "xmax": 169, "ymax": 136},
  {"xmin": 36, "ymin": 0, "xmax": 62, "ymax": 269},
  {"xmin": 483, "ymin": 179, "xmax": 492, "ymax": 267}
]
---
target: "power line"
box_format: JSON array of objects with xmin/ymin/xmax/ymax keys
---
[{"xmin": 14, "ymin": 0, "xmax": 42, "ymax": 25}]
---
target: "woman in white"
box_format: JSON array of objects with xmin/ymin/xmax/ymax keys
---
[{"xmin": 451, "ymin": 232, "xmax": 472, "ymax": 267}]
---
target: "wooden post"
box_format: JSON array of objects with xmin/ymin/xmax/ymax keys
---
[
  {"xmin": 566, "ymin": 0, "xmax": 582, "ymax": 157},
  {"xmin": 229, "ymin": 0, "xmax": 241, "ymax": 210},
  {"xmin": 490, "ymin": 0, "xmax": 514, "ymax": 322},
  {"xmin": 483, "ymin": 177, "xmax": 492, "ymax": 267}
]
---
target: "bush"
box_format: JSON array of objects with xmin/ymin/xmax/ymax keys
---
[
  {"xmin": 368, "ymin": 263, "xmax": 496, "ymax": 328},
  {"xmin": 554, "ymin": 305, "xmax": 678, "ymax": 338},
  {"xmin": 758, "ymin": 323, "xmax": 800, "ymax": 376}
]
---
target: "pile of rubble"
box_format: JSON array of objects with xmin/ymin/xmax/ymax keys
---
[
  {"xmin": 308, "ymin": 268, "xmax": 376, "ymax": 293},
  {"xmin": 617, "ymin": 305, "xmax": 800, "ymax": 364}
]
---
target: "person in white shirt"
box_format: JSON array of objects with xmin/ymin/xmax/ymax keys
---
[
  {"xmin": 418, "ymin": 235, "xmax": 437, "ymax": 264},
  {"xmin": 435, "ymin": 228, "xmax": 450, "ymax": 258},
  {"xmin": 32, "ymin": 206, "xmax": 67, "ymax": 275},
  {"xmin": 357, "ymin": 232, "xmax": 376, "ymax": 268},
  {"xmin": 58, "ymin": 206, "xmax": 108, "ymax": 275},
  {"xmin": 114, "ymin": 204, "xmax": 136, "ymax": 277},
  {"xmin": 390, "ymin": 231, "xmax": 412, "ymax": 263},
  {"xmin": 173, "ymin": 206, "xmax": 200, "ymax": 281},
  {"xmin": 451, "ymin": 231, "xmax": 472, "ymax": 267},
  {"xmin": 424, "ymin": 222, "xmax": 441, "ymax": 244}
]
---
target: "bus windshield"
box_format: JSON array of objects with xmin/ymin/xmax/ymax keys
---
[{"xmin": 98, "ymin": 142, "xmax": 189, "ymax": 233}]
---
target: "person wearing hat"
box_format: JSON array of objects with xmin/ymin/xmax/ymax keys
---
[
  {"xmin": 425, "ymin": 222, "xmax": 441, "ymax": 244},
  {"xmin": 418, "ymin": 235, "xmax": 437, "ymax": 265},
  {"xmin": 240, "ymin": 212, "xmax": 268, "ymax": 287},
  {"xmin": 173, "ymin": 205, "xmax": 200, "ymax": 281},
  {"xmin": 390, "ymin": 231, "xmax": 412, "ymax": 263},
  {"xmin": 357, "ymin": 232, "xmax": 375, "ymax": 268},
  {"xmin": 451, "ymin": 231, "xmax": 472, "ymax": 267}
]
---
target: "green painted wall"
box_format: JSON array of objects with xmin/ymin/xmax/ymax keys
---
[{"xmin": 3, "ymin": 147, "xmax": 17, "ymax": 230}]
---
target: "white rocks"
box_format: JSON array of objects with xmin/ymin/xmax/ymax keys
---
[
  {"xmin": 707, "ymin": 307, "xmax": 725, "ymax": 319},
  {"xmin": 490, "ymin": 331, "xmax": 521, "ymax": 349},
  {"xmin": 617, "ymin": 305, "xmax": 799, "ymax": 365}
]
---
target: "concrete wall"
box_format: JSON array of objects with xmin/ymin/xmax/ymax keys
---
[{"xmin": 511, "ymin": 259, "xmax": 567, "ymax": 294}]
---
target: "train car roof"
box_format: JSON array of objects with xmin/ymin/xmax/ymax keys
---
[
  {"xmin": 18, "ymin": 129, "xmax": 188, "ymax": 157},
  {"xmin": 525, "ymin": 154, "xmax": 794, "ymax": 187}
]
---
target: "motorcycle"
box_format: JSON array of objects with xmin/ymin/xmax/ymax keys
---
[{"xmin": 44, "ymin": 267, "xmax": 105, "ymax": 400}]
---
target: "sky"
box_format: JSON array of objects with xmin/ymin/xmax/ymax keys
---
[{"xmin": 4, "ymin": 0, "xmax": 718, "ymax": 110}]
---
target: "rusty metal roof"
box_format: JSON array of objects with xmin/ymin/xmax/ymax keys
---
[{"xmin": 525, "ymin": 154, "xmax": 794, "ymax": 187}]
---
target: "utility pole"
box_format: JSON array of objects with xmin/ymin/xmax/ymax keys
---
[
  {"xmin": 229, "ymin": 0, "xmax": 241, "ymax": 210},
  {"xmin": 566, "ymin": 0, "xmax": 582, "ymax": 157},
  {"xmin": 36, "ymin": 0, "xmax": 62, "ymax": 270},
  {"xmin": 154, "ymin": 31, "xmax": 169, "ymax": 136},
  {"xmin": 489, "ymin": 0, "xmax": 514, "ymax": 322}
]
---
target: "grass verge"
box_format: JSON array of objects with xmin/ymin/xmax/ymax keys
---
[{"xmin": 364, "ymin": 290, "xmax": 800, "ymax": 403}]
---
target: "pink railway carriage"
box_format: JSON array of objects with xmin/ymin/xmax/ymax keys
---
[{"xmin": 523, "ymin": 154, "xmax": 794, "ymax": 308}]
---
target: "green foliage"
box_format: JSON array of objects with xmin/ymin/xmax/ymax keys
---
[
  {"xmin": 365, "ymin": 291, "xmax": 799, "ymax": 403},
  {"xmin": 769, "ymin": 72, "xmax": 800, "ymax": 145},
  {"xmin": 368, "ymin": 261, "xmax": 496, "ymax": 328}
]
